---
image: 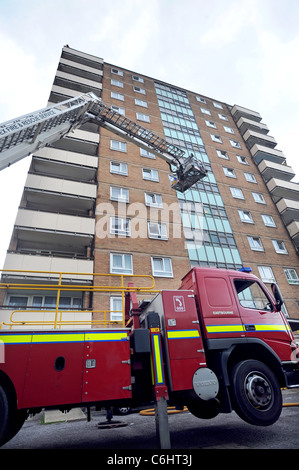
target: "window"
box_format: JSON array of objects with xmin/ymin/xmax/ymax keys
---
[
  {"xmin": 224, "ymin": 126, "xmax": 235, "ymax": 134},
  {"xmin": 258, "ymin": 266, "xmax": 276, "ymax": 283},
  {"xmin": 8, "ymin": 296, "xmax": 28, "ymax": 308},
  {"xmin": 148, "ymin": 222, "xmax": 168, "ymax": 240},
  {"xmin": 110, "ymin": 186, "xmax": 129, "ymax": 203},
  {"xmin": 142, "ymin": 168, "xmax": 159, "ymax": 182},
  {"xmin": 230, "ymin": 140, "xmax": 241, "ymax": 149},
  {"xmin": 252, "ymin": 192, "xmax": 266, "ymax": 204},
  {"xmin": 136, "ymin": 112, "xmax": 150, "ymax": 123},
  {"xmin": 223, "ymin": 167, "xmax": 236, "ymax": 178},
  {"xmin": 262, "ymin": 214, "xmax": 276, "ymax": 227},
  {"xmin": 140, "ymin": 148, "xmax": 155, "ymax": 159},
  {"xmin": 236, "ymin": 155, "xmax": 248, "ymax": 165},
  {"xmin": 201, "ymin": 108, "xmax": 211, "ymax": 115},
  {"xmin": 111, "ymin": 105, "xmax": 125, "ymax": 115},
  {"xmin": 234, "ymin": 279, "xmax": 273, "ymax": 311},
  {"xmin": 145, "ymin": 192, "xmax": 163, "ymax": 207},
  {"xmin": 151, "ymin": 257, "xmax": 173, "ymax": 277},
  {"xmin": 110, "ymin": 296, "xmax": 123, "ymax": 322},
  {"xmin": 111, "ymin": 79, "xmax": 123, "ymax": 88},
  {"xmin": 132, "ymin": 75, "xmax": 144, "ymax": 83},
  {"xmin": 213, "ymin": 102, "xmax": 223, "ymax": 109},
  {"xmin": 111, "ymin": 68, "xmax": 123, "ymax": 76},
  {"xmin": 211, "ymin": 134, "xmax": 222, "ymax": 143},
  {"xmin": 244, "ymin": 172, "xmax": 257, "ymax": 183},
  {"xmin": 272, "ymin": 240, "xmax": 288, "ymax": 254},
  {"xmin": 284, "ymin": 268, "xmax": 299, "ymax": 285},
  {"xmin": 134, "ymin": 86, "xmax": 146, "ymax": 95},
  {"xmin": 248, "ymin": 236, "xmax": 264, "ymax": 251},
  {"xmin": 110, "ymin": 140, "xmax": 127, "ymax": 153},
  {"xmin": 196, "ymin": 96, "xmax": 206, "ymax": 103},
  {"xmin": 135, "ymin": 98, "xmax": 148, "ymax": 107},
  {"xmin": 110, "ymin": 161, "xmax": 128, "ymax": 175},
  {"xmin": 111, "ymin": 91, "xmax": 124, "ymax": 101},
  {"xmin": 110, "ymin": 217, "xmax": 131, "ymax": 236},
  {"xmin": 230, "ymin": 187, "xmax": 244, "ymax": 199},
  {"xmin": 239, "ymin": 210, "xmax": 254, "ymax": 223},
  {"xmin": 217, "ymin": 149, "xmax": 229, "ymax": 159},
  {"xmin": 110, "ymin": 253, "xmax": 133, "ymax": 274},
  {"xmin": 218, "ymin": 113, "xmax": 228, "ymax": 121},
  {"xmin": 206, "ymin": 120, "xmax": 217, "ymax": 128}
]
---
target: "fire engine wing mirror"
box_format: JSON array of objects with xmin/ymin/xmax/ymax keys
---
[{"xmin": 271, "ymin": 283, "xmax": 284, "ymax": 311}]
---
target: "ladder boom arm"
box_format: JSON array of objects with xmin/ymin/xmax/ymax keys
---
[{"xmin": 0, "ymin": 92, "xmax": 207, "ymax": 192}]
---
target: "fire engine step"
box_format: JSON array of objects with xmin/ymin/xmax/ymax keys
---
[{"xmin": 43, "ymin": 408, "xmax": 86, "ymax": 424}]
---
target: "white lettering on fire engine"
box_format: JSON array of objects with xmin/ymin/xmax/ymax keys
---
[
  {"xmin": 213, "ymin": 311, "xmax": 234, "ymax": 315},
  {"xmin": 173, "ymin": 295, "xmax": 185, "ymax": 312}
]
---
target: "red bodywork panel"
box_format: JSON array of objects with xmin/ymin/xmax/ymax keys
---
[
  {"xmin": 180, "ymin": 267, "xmax": 294, "ymax": 361},
  {"xmin": 0, "ymin": 329, "xmax": 131, "ymax": 410}
]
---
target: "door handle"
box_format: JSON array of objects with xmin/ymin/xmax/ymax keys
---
[{"xmin": 245, "ymin": 324, "xmax": 256, "ymax": 332}]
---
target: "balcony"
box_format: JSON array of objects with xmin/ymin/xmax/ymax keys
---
[
  {"xmin": 54, "ymin": 71, "xmax": 102, "ymax": 96},
  {"xmin": 250, "ymin": 144, "xmax": 285, "ymax": 165},
  {"xmin": 287, "ymin": 220, "xmax": 299, "ymax": 247},
  {"xmin": 61, "ymin": 46, "xmax": 103, "ymax": 71},
  {"xmin": 231, "ymin": 104, "xmax": 262, "ymax": 123},
  {"xmin": 258, "ymin": 160, "xmax": 295, "ymax": 183},
  {"xmin": 3, "ymin": 253, "xmax": 94, "ymax": 281},
  {"xmin": 14, "ymin": 209, "xmax": 95, "ymax": 255},
  {"xmin": 276, "ymin": 198, "xmax": 299, "ymax": 225},
  {"xmin": 266, "ymin": 178, "xmax": 299, "ymax": 202},
  {"xmin": 50, "ymin": 128, "xmax": 99, "ymax": 156},
  {"xmin": 243, "ymin": 130, "xmax": 277, "ymax": 150},
  {"xmin": 236, "ymin": 117, "xmax": 269, "ymax": 135},
  {"xmin": 31, "ymin": 156, "xmax": 97, "ymax": 183},
  {"xmin": 58, "ymin": 57, "xmax": 103, "ymax": 83},
  {"xmin": 24, "ymin": 174, "xmax": 96, "ymax": 215}
]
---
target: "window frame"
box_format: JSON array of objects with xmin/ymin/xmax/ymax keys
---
[
  {"xmin": 110, "ymin": 253, "xmax": 133, "ymax": 275},
  {"xmin": 151, "ymin": 257, "xmax": 173, "ymax": 278}
]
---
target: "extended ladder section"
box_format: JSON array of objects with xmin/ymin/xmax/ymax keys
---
[{"xmin": 0, "ymin": 92, "xmax": 207, "ymax": 192}]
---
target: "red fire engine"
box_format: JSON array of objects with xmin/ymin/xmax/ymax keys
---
[{"xmin": 1, "ymin": 266, "xmax": 299, "ymax": 448}]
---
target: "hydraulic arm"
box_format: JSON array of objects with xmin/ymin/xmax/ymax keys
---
[{"xmin": 0, "ymin": 92, "xmax": 207, "ymax": 192}]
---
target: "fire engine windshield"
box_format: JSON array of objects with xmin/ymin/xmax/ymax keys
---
[{"xmin": 234, "ymin": 279, "xmax": 274, "ymax": 311}]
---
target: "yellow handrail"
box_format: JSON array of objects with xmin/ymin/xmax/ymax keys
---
[{"xmin": 0, "ymin": 269, "xmax": 159, "ymax": 330}]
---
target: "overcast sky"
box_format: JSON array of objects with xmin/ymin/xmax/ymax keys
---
[{"xmin": 0, "ymin": 0, "xmax": 299, "ymax": 269}]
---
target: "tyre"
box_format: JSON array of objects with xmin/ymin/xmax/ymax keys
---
[
  {"xmin": 187, "ymin": 398, "xmax": 220, "ymax": 420},
  {"xmin": 0, "ymin": 384, "xmax": 26, "ymax": 447},
  {"xmin": 229, "ymin": 360, "xmax": 282, "ymax": 426}
]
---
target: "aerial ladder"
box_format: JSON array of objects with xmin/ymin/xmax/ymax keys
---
[{"xmin": 0, "ymin": 92, "xmax": 207, "ymax": 191}]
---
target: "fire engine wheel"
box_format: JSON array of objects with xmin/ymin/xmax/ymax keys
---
[
  {"xmin": 0, "ymin": 384, "xmax": 26, "ymax": 447},
  {"xmin": 230, "ymin": 360, "xmax": 282, "ymax": 426},
  {"xmin": 187, "ymin": 398, "xmax": 220, "ymax": 420}
]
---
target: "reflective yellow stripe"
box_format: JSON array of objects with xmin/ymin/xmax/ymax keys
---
[
  {"xmin": 254, "ymin": 324, "xmax": 288, "ymax": 332},
  {"xmin": 153, "ymin": 334, "xmax": 164, "ymax": 384},
  {"xmin": 206, "ymin": 325, "xmax": 245, "ymax": 334},
  {"xmin": 0, "ymin": 334, "xmax": 32, "ymax": 344},
  {"xmin": 32, "ymin": 333, "xmax": 84, "ymax": 343},
  {"xmin": 85, "ymin": 332, "xmax": 128, "ymax": 342},
  {"xmin": 167, "ymin": 329, "xmax": 200, "ymax": 339}
]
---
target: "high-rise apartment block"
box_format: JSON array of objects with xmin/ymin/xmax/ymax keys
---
[{"xmin": 1, "ymin": 46, "xmax": 299, "ymax": 326}]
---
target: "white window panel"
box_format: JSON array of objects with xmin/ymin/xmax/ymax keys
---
[
  {"xmin": 239, "ymin": 210, "xmax": 254, "ymax": 223},
  {"xmin": 258, "ymin": 266, "xmax": 276, "ymax": 283},
  {"xmin": 261, "ymin": 214, "xmax": 276, "ymax": 227},
  {"xmin": 110, "ymin": 253, "xmax": 133, "ymax": 274},
  {"xmin": 132, "ymin": 75, "xmax": 144, "ymax": 83},
  {"xmin": 223, "ymin": 167, "xmax": 236, "ymax": 178},
  {"xmin": 211, "ymin": 134, "xmax": 222, "ymax": 143},
  {"xmin": 252, "ymin": 192, "xmax": 266, "ymax": 204},
  {"xmin": 272, "ymin": 240, "xmax": 288, "ymax": 254},
  {"xmin": 230, "ymin": 140, "xmax": 241, "ymax": 149},
  {"xmin": 224, "ymin": 126, "xmax": 235, "ymax": 134},
  {"xmin": 151, "ymin": 257, "xmax": 173, "ymax": 277},
  {"xmin": 284, "ymin": 268, "xmax": 299, "ymax": 285},
  {"xmin": 110, "ymin": 161, "xmax": 128, "ymax": 175},
  {"xmin": 145, "ymin": 192, "xmax": 163, "ymax": 207},
  {"xmin": 142, "ymin": 168, "xmax": 159, "ymax": 182},
  {"xmin": 237, "ymin": 155, "xmax": 248, "ymax": 165},
  {"xmin": 110, "ymin": 217, "xmax": 131, "ymax": 236},
  {"xmin": 201, "ymin": 108, "xmax": 211, "ymax": 115},
  {"xmin": 140, "ymin": 148, "xmax": 155, "ymax": 159},
  {"xmin": 217, "ymin": 149, "xmax": 229, "ymax": 159},
  {"xmin": 134, "ymin": 86, "xmax": 146, "ymax": 94},
  {"xmin": 248, "ymin": 236, "xmax": 264, "ymax": 251},
  {"xmin": 206, "ymin": 120, "xmax": 217, "ymax": 128},
  {"xmin": 213, "ymin": 102, "xmax": 223, "ymax": 109},
  {"xmin": 111, "ymin": 91, "xmax": 124, "ymax": 101},
  {"xmin": 111, "ymin": 68, "xmax": 123, "ymax": 76},
  {"xmin": 110, "ymin": 140, "xmax": 127, "ymax": 152},
  {"xmin": 230, "ymin": 187, "xmax": 244, "ymax": 199},
  {"xmin": 244, "ymin": 172, "xmax": 257, "ymax": 183},
  {"xmin": 111, "ymin": 105, "xmax": 125, "ymax": 115},
  {"xmin": 111, "ymin": 79, "xmax": 123, "ymax": 88},
  {"xmin": 136, "ymin": 112, "xmax": 150, "ymax": 123},
  {"xmin": 148, "ymin": 222, "xmax": 168, "ymax": 240},
  {"xmin": 110, "ymin": 186, "xmax": 129, "ymax": 203},
  {"xmin": 218, "ymin": 113, "xmax": 228, "ymax": 121},
  {"xmin": 135, "ymin": 98, "xmax": 148, "ymax": 107},
  {"xmin": 110, "ymin": 296, "xmax": 123, "ymax": 322}
]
